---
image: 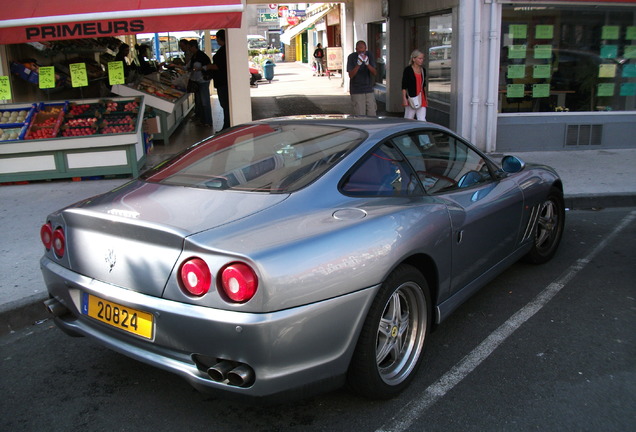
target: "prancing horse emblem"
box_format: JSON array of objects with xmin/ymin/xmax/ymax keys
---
[{"xmin": 105, "ymin": 249, "xmax": 117, "ymax": 273}]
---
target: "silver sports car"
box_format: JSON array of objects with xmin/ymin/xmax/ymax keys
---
[{"xmin": 40, "ymin": 116, "xmax": 564, "ymax": 400}]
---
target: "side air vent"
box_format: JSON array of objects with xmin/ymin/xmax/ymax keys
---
[{"xmin": 565, "ymin": 124, "xmax": 602, "ymax": 147}]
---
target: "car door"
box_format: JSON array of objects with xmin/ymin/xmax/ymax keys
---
[{"xmin": 391, "ymin": 129, "xmax": 524, "ymax": 294}]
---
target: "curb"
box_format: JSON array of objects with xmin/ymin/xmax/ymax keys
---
[
  {"xmin": 566, "ymin": 193, "xmax": 636, "ymax": 210},
  {"xmin": 2, "ymin": 194, "xmax": 634, "ymax": 336},
  {"xmin": 0, "ymin": 292, "xmax": 49, "ymax": 337}
]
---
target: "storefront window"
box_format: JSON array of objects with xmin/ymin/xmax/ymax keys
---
[
  {"xmin": 500, "ymin": 5, "xmax": 636, "ymax": 113},
  {"xmin": 407, "ymin": 13, "xmax": 452, "ymax": 106},
  {"xmin": 369, "ymin": 22, "xmax": 387, "ymax": 85}
]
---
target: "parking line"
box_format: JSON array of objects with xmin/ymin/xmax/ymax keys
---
[{"xmin": 377, "ymin": 210, "xmax": 636, "ymax": 432}]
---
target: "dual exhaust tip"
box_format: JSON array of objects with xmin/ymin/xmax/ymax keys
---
[
  {"xmin": 45, "ymin": 299, "xmax": 256, "ymax": 388},
  {"xmin": 207, "ymin": 360, "xmax": 255, "ymax": 388}
]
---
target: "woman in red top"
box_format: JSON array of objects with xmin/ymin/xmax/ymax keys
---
[{"xmin": 401, "ymin": 49, "xmax": 428, "ymax": 121}]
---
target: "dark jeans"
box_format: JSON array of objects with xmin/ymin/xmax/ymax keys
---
[
  {"xmin": 216, "ymin": 85, "xmax": 230, "ymax": 130},
  {"xmin": 194, "ymin": 81, "xmax": 213, "ymax": 126}
]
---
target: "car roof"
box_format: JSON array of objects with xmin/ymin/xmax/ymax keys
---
[{"xmin": 249, "ymin": 115, "xmax": 450, "ymax": 138}]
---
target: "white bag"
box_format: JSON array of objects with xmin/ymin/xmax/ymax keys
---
[{"xmin": 408, "ymin": 93, "xmax": 422, "ymax": 109}]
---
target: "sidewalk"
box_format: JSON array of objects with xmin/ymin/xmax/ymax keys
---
[{"xmin": 1, "ymin": 61, "xmax": 635, "ymax": 335}]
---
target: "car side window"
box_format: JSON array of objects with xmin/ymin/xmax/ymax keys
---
[
  {"xmin": 341, "ymin": 143, "xmax": 423, "ymax": 196},
  {"xmin": 391, "ymin": 131, "xmax": 493, "ymax": 194}
]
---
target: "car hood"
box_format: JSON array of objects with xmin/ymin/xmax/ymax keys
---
[{"xmin": 55, "ymin": 180, "xmax": 288, "ymax": 296}]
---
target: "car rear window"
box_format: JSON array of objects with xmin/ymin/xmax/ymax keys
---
[{"xmin": 142, "ymin": 123, "xmax": 365, "ymax": 193}]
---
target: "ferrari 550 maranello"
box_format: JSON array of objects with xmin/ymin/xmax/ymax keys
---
[{"xmin": 40, "ymin": 116, "xmax": 564, "ymax": 400}]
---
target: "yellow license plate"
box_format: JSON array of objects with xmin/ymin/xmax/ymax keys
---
[{"xmin": 82, "ymin": 293, "xmax": 154, "ymax": 339}]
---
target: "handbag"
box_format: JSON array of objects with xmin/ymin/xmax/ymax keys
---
[{"xmin": 408, "ymin": 93, "xmax": 422, "ymax": 109}]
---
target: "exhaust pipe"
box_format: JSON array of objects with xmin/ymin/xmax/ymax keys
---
[
  {"xmin": 227, "ymin": 364, "xmax": 255, "ymax": 387},
  {"xmin": 44, "ymin": 298, "xmax": 69, "ymax": 317},
  {"xmin": 207, "ymin": 361, "xmax": 235, "ymax": 382}
]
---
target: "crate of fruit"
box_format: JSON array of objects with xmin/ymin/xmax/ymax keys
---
[
  {"xmin": 65, "ymin": 102, "xmax": 102, "ymax": 118},
  {"xmin": 59, "ymin": 125, "xmax": 99, "ymax": 138},
  {"xmin": 25, "ymin": 125, "xmax": 58, "ymax": 140},
  {"xmin": 0, "ymin": 105, "xmax": 36, "ymax": 128},
  {"xmin": 102, "ymin": 98, "xmax": 141, "ymax": 114},
  {"xmin": 0, "ymin": 125, "xmax": 28, "ymax": 141}
]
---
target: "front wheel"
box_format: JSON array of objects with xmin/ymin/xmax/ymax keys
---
[
  {"xmin": 347, "ymin": 264, "xmax": 431, "ymax": 399},
  {"xmin": 523, "ymin": 187, "xmax": 565, "ymax": 264}
]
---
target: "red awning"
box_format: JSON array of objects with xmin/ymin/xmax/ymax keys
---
[{"xmin": 0, "ymin": 0, "xmax": 243, "ymax": 45}]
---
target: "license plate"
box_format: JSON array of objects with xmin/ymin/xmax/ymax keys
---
[{"xmin": 81, "ymin": 293, "xmax": 154, "ymax": 339}]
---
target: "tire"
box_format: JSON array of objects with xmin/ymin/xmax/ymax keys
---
[
  {"xmin": 347, "ymin": 264, "xmax": 431, "ymax": 399},
  {"xmin": 523, "ymin": 187, "xmax": 565, "ymax": 264}
]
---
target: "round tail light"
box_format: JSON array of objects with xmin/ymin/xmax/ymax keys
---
[
  {"xmin": 52, "ymin": 227, "xmax": 65, "ymax": 258},
  {"xmin": 40, "ymin": 223, "xmax": 53, "ymax": 250},
  {"xmin": 179, "ymin": 258, "xmax": 212, "ymax": 296},
  {"xmin": 219, "ymin": 263, "xmax": 258, "ymax": 303}
]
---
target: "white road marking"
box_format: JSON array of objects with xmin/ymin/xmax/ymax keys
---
[{"xmin": 377, "ymin": 210, "xmax": 636, "ymax": 432}]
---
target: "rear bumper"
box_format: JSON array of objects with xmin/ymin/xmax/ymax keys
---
[{"xmin": 41, "ymin": 257, "xmax": 378, "ymax": 398}]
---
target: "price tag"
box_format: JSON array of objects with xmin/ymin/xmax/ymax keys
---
[
  {"xmin": 508, "ymin": 45, "xmax": 527, "ymax": 59},
  {"xmin": 506, "ymin": 84, "xmax": 525, "ymax": 98},
  {"xmin": 533, "ymin": 64, "xmax": 551, "ymax": 79},
  {"xmin": 0, "ymin": 76, "xmax": 12, "ymax": 100},
  {"xmin": 598, "ymin": 64, "xmax": 616, "ymax": 79},
  {"xmin": 39, "ymin": 66, "xmax": 56, "ymax": 89},
  {"xmin": 509, "ymin": 25, "xmax": 527, "ymax": 39},
  {"xmin": 532, "ymin": 84, "xmax": 550, "ymax": 98},
  {"xmin": 108, "ymin": 61, "xmax": 125, "ymax": 85},
  {"xmin": 601, "ymin": 26, "xmax": 619, "ymax": 40},
  {"xmin": 507, "ymin": 65, "xmax": 525, "ymax": 79},
  {"xmin": 534, "ymin": 45, "xmax": 552, "ymax": 59},
  {"xmin": 535, "ymin": 25, "xmax": 554, "ymax": 39},
  {"xmin": 70, "ymin": 63, "xmax": 89, "ymax": 88},
  {"xmin": 620, "ymin": 83, "xmax": 636, "ymax": 97},
  {"xmin": 597, "ymin": 83, "xmax": 615, "ymax": 97}
]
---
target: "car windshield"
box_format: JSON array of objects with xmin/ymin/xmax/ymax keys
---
[{"xmin": 142, "ymin": 123, "xmax": 366, "ymax": 193}]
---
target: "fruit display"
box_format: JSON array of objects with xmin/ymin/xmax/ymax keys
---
[
  {"xmin": 67, "ymin": 103, "xmax": 100, "ymax": 117},
  {"xmin": 104, "ymin": 99, "xmax": 140, "ymax": 113},
  {"xmin": 100, "ymin": 124, "xmax": 136, "ymax": 134},
  {"xmin": 0, "ymin": 109, "xmax": 33, "ymax": 125},
  {"xmin": 26, "ymin": 126, "xmax": 57, "ymax": 140},
  {"xmin": 60, "ymin": 127, "xmax": 97, "ymax": 137},
  {"xmin": 24, "ymin": 103, "xmax": 66, "ymax": 140},
  {"xmin": 65, "ymin": 117, "xmax": 98, "ymax": 128},
  {"xmin": 0, "ymin": 127, "xmax": 26, "ymax": 141},
  {"xmin": 136, "ymin": 77, "xmax": 184, "ymax": 102}
]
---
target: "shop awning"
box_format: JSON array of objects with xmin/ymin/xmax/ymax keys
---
[
  {"xmin": 0, "ymin": 0, "xmax": 243, "ymax": 45},
  {"xmin": 280, "ymin": 7, "xmax": 332, "ymax": 45}
]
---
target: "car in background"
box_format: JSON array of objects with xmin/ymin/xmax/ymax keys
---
[
  {"xmin": 428, "ymin": 45, "xmax": 452, "ymax": 79},
  {"xmin": 41, "ymin": 116, "xmax": 564, "ymax": 400}
]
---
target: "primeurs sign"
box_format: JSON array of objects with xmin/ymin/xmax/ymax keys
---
[{"xmin": 25, "ymin": 20, "xmax": 145, "ymax": 41}]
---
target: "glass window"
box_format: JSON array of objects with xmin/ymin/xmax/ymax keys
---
[
  {"xmin": 143, "ymin": 124, "xmax": 365, "ymax": 193},
  {"xmin": 391, "ymin": 131, "xmax": 493, "ymax": 194},
  {"xmin": 341, "ymin": 143, "xmax": 423, "ymax": 196},
  {"xmin": 500, "ymin": 5, "xmax": 636, "ymax": 113},
  {"xmin": 368, "ymin": 22, "xmax": 387, "ymax": 85}
]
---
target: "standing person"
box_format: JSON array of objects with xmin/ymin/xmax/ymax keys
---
[
  {"xmin": 115, "ymin": 43, "xmax": 137, "ymax": 81},
  {"xmin": 313, "ymin": 43, "xmax": 325, "ymax": 76},
  {"xmin": 346, "ymin": 41, "xmax": 377, "ymax": 116},
  {"xmin": 204, "ymin": 29, "xmax": 230, "ymax": 130},
  {"xmin": 187, "ymin": 40, "xmax": 213, "ymax": 127},
  {"xmin": 401, "ymin": 49, "xmax": 428, "ymax": 121}
]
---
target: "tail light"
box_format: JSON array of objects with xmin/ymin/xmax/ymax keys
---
[
  {"xmin": 40, "ymin": 223, "xmax": 53, "ymax": 250},
  {"xmin": 179, "ymin": 258, "xmax": 212, "ymax": 296},
  {"xmin": 52, "ymin": 227, "xmax": 66, "ymax": 258},
  {"xmin": 219, "ymin": 263, "xmax": 258, "ymax": 303}
]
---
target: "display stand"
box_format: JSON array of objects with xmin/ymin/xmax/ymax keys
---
[
  {"xmin": 111, "ymin": 82, "xmax": 194, "ymax": 146},
  {"xmin": 0, "ymin": 97, "xmax": 146, "ymax": 183}
]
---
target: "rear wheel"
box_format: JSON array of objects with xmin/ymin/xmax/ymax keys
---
[
  {"xmin": 347, "ymin": 264, "xmax": 431, "ymax": 399},
  {"xmin": 524, "ymin": 187, "xmax": 565, "ymax": 264}
]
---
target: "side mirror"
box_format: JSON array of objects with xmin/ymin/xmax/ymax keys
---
[{"xmin": 501, "ymin": 155, "xmax": 526, "ymax": 174}]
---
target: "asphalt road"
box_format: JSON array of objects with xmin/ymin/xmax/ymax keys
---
[{"xmin": 1, "ymin": 207, "xmax": 634, "ymax": 432}]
